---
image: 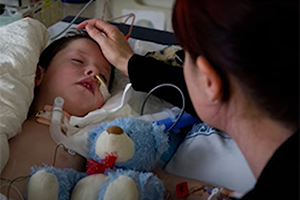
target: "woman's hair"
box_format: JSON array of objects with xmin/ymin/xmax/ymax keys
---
[
  {"xmin": 38, "ymin": 31, "xmax": 115, "ymax": 91},
  {"xmin": 172, "ymin": 0, "xmax": 299, "ymax": 128}
]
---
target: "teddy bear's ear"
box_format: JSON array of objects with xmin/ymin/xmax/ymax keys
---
[{"xmin": 106, "ymin": 126, "xmax": 124, "ymax": 135}]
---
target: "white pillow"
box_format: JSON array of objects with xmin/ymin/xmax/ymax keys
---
[{"xmin": 0, "ymin": 18, "xmax": 49, "ymax": 173}]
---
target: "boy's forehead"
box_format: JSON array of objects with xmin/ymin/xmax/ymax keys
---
[
  {"xmin": 59, "ymin": 39, "xmax": 101, "ymax": 57},
  {"xmin": 67, "ymin": 38, "xmax": 98, "ymax": 51}
]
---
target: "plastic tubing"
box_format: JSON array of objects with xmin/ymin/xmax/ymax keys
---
[
  {"xmin": 50, "ymin": 0, "xmax": 94, "ymax": 41},
  {"xmin": 140, "ymin": 83, "xmax": 185, "ymax": 133},
  {"xmin": 50, "ymin": 97, "xmax": 89, "ymax": 157},
  {"xmin": 50, "ymin": 97, "xmax": 69, "ymax": 146}
]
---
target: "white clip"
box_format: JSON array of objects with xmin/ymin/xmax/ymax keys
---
[
  {"xmin": 68, "ymin": 149, "xmax": 76, "ymax": 156},
  {"xmin": 207, "ymin": 187, "xmax": 220, "ymax": 200}
]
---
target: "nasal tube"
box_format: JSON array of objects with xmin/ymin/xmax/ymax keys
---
[{"xmin": 50, "ymin": 97, "xmax": 81, "ymax": 155}]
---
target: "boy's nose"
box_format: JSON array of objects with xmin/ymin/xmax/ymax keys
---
[{"xmin": 85, "ymin": 66, "xmax": 98, "ymax": 77}]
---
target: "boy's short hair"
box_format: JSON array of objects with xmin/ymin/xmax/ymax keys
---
[{"xmin": 38, "ymin": 30, "xmax": 115, "ymax": 91}]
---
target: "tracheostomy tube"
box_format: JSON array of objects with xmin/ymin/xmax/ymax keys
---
[{"xmin": 50, "ymin": 97, "xmax": 85, "ymax": 156}]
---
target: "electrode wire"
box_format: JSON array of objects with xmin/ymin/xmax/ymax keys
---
[{"xmin": 140, "ymin": 83, "xmax": 185, "ymax": 133}]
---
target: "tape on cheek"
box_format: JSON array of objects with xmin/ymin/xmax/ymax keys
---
[
  {"xmin": 95, "ymin": 75, "xmax": 111, "ymax": 102},
  {"xmin": 100, "ymin": 83, "xmax": 111, "ymax": 102}
]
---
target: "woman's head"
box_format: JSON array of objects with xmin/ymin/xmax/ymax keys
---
[
  {"xmin": 33, "ymin": 32, "xmax": 114, "ymax": 117},
  {"xmin": 173, "ymin": 0, "xmax": 298, "ymax": 129}
]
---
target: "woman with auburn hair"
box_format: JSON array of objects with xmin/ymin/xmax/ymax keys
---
[{"xmin": 77, "ymin": 0, "xmax": 299, "ymax": 199}]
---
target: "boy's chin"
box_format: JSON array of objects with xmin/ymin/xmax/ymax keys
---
[{"xmin": 65, "ymin": 104, "xmax": 100, "ymax": 118}]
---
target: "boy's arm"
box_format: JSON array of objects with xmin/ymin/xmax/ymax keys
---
[{"xmin": 153, "ymin": 168, "xmax": 236, "ymax": 200}]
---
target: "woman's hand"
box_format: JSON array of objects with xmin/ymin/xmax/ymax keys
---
[{"xmin": 76, "ymin": 18, "xmax": 134, "ymax": 77}]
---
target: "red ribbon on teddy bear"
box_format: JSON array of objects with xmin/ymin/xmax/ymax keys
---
[{"xmin": 86, "ymin": 153, "xmax": 117, "ymax": 175}]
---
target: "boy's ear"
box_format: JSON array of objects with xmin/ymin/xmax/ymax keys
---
[
  {"xmin": 196, "ymin": 56, "xmax": 223, "ymax": 103},
  {"xmin": 35, "ymin": 65, "xmax": 45, "ymax": 86}
]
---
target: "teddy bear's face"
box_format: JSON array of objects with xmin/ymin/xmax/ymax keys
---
[
  {"xmin": 95, "ymin": 126, "xmax": 134, "ymax": 163},
  {"xmin": 89, "ymin": 118, "xmax": 169, "ymax": 172}
]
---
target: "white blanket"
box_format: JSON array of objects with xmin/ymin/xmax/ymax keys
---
[{"xmin": 0, "ymin": 18, "xmax": 49, "ymax": 173}]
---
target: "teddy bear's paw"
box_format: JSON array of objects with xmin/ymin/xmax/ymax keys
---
[
  {"xmin": 27, "ymin": 170, "xmax": 59, "ymax": 200},
  {"xmin": 70, "ymin": 174, "xmax": 109, "ymax": 200},
  {"xmin": 102, "ymin": 175, "xmax": 138, "ymax": 200}
]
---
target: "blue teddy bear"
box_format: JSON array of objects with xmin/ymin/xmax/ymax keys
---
[{"xmin": 27, "ymin": 117, "xmax": 168, "ymax": 200}]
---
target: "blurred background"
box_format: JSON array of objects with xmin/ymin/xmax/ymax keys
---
[{"xmin": 0, "ymin": 0, "xmax": 176, "ymax": 32}]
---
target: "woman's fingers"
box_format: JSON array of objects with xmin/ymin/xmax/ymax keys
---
[
  {"xmin": 76, "ymin": 19, "xmax": 98, "ymax": 30},
  {"xmin": 77, "ymin": 18, "xmax": 121, "ymax": 39},
  {"xmin": 77, "ymin": 18, "xmax": 133, "ymax": 77},
  {"xmin": 85, "ymin": 24, "xmax": 106, "ymax": 45}
]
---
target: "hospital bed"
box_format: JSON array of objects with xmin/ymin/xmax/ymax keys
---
[
  {"xmin": 53, "ymin": 18, "xmax": 258, "ymax": 196},
  {"xmin": 0, "ymin": 16, "xmax": 256, "ymax": 200},
  {"xmin": 0, "ymin": 16, "xmax": 189, "ymax": 199},
  {"xmin": 46, "ymin": 15, "xmax": 190, "ymax": 164}
]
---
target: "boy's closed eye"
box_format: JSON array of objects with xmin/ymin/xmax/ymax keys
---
[{"xmin": 71, "ymin": 58, "xmax": 84, "ymax": 64}]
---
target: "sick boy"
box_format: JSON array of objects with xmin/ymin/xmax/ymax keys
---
[{"xmin": 0, "ymin": 32, "xmax": 114, "ymax": 199}]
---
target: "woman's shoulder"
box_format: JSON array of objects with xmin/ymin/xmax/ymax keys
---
[{"xmin": 243, "ymin": 130, "xmax": 299, "ymax": 199}]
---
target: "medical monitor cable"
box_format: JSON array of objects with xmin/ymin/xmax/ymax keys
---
[
  {"xmin": 50, "ymin": 0, "xmax": 135, "ymax": 41},
  {"xmin": 1, "ymin": 177, "xmax": 26, "ymax": 200},
  {"xmin": 140, "ymin": 83, "xmax": 186, "ymax": 133},
  {"xmin": 1, "ymin": 142, "xmax": 72, "ymax": 200},
  {"xmin": 50, "ymin": 0, "xmax": 94, "ymax": 41}
]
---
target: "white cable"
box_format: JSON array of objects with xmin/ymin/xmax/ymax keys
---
[
  {"xmin": 102, "ymin": 0, "xmax": 113, "ymax": 20},
  {"xmin": 140, "ymin": 83, "xmax": 186, "ymax": 133},
  {"xmin": 50, "ymin": 0, "xmax": 94, "ymax": 41},
  {"xmin": 0, "ymin": 184, "xmax": 24, "ymax": 200}
]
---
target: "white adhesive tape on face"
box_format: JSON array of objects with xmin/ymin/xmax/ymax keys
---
[
  {"xmin": 99, "ymin": 83, "xmax": 111, "ymax": 102},
  {"xmin": 95, "ymin": 75, "xmax": 111, "ymax": 102}
]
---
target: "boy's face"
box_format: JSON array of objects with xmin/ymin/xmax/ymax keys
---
[{"xmin": 37, "ymin": 38, "xmax": 112, "ymax": 117}]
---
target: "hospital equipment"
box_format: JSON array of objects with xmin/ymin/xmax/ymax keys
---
[
  {"xmin": 140, "ymin": 83, "xmax": 188, "ymax": 133},
  {"xmin": 49, "ymin": 82, "xmax": 188, "ymax": 157},
  {"xmin": 49, "ymin": 84, "xmax": 134, "ymax": 158},
  {"xmin": 49, "ymin": 0, "xmax": 136, "ymax": 41},
  {"xmin": 0, "ymin": 0, "xmax": 31, "ymax": 17},
  {"xmin": 0, "ymin": 16, "xmax": 256, "ymax": 199},
  {"xmin": 50, "ymin": 0, "xmax": 95, "ymax": 40},
  {"xmin": 95, "ymin": 75, "xmax": 111, "ymax": 102},
  {"xmin": 0, "ymin": 0, "xmax": 30, "ymax": 8}
]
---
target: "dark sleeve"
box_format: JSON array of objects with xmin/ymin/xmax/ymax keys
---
[{"xmin": 128, "ymin": 54, "xmax": 198, "ymax": 118}]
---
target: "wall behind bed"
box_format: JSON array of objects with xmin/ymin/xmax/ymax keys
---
[{"xmin": 63, "ymin": 0, "xmax": 176, "ymax": 32}]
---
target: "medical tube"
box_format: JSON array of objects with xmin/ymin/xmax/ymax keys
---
[
  {"xmin": 140, "ymin": 83, "xmax": 186, "ymax": 133},
  {"xmin": 50, "ymin": 97, "xmax": 79, "ymax": 151},
  {"xmin": 50, "ymin": 97, "xmax": 68, "ymax": 145},
  {"xmin": 50, "ymin": 97, "xmax": 89, "ymax": 157}
]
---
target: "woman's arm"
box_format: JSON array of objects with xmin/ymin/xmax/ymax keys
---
[{"xmin": 128, "ymin": 54, "xmax": 197, "ymax": 117}]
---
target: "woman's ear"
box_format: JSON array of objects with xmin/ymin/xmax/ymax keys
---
[
  {"xmin": 196, "ymin": 56, "xmax": 223, "ymax": 103},
  {"xmin": 35, "ymin": 65, "xmax": 45, "ymax": 86}
]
